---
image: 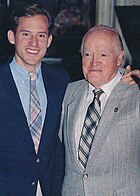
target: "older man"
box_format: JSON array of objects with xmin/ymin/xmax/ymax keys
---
[{"xmin": 61, "ymin": 25, "xmax": 140, "ymax": 196}]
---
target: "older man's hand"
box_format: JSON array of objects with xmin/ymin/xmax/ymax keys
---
[{"xmin": 122, "ymin": 65, "xmax": 140, "ymax": 85}]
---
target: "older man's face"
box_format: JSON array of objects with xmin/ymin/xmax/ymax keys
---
[{"xmin": 82, "ymin": 31, "xmax": 124, "ymax": 88}]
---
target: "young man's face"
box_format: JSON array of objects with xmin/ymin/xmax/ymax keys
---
[{"xmin": 8, "ymin": 14, "xmax": 52, "ymax": 72}]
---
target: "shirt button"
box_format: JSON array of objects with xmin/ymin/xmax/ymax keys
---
[
  {"xmin": 36, "ymin": 158, "xmax": 40, "ymax": 163},
  {"xmin": 31, "ymin": 182, "xmax": 36, "ymax": 186},
  {"xmin": 83, "ymin": 173, "xmax": 88, "ymax": 179}
]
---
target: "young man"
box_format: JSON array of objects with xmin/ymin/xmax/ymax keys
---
[
  {"xmin": 0, "ymin": 3, "xmax": 69, "ymax": 196},
  {"xmin": 61, "ymin": 25, "xmax": 140, "ymax": 196}
]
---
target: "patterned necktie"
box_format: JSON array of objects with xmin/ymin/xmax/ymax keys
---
[
  {"xmin": 29, "ymin": 72, "xmax": 42, "ymax": 153},
  {"xmin": 78, "ymin": 88, "xmax": 104, "ymax": 168}
]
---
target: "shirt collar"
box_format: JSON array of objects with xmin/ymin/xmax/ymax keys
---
[{"xmin": 9, "ymin": 57, "xmax": 42, "ymax": 82}]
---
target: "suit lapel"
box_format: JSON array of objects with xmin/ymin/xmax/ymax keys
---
[
  {"xmin": 66, "ymin": 81, "xmax": 88, "ymax": 171},
  {"xmin": 86, "ymin": 81, "xmax": 128, "ymax": 170}
]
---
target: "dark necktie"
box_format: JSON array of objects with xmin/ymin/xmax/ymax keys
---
[
  {"xmin": 29, "ymin": 72, "xmax": 42, "ymax": 153},
  {"xmin": 78, "ymin": 88, "xmax": 104, "ymax": 168}
]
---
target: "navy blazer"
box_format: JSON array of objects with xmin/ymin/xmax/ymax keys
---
[{"xmin": 0, "ymin": 62, "xmax": 70, "ymax": 196}]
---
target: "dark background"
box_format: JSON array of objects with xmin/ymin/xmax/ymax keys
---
[{"xmin": 115, "ymin": 6, "xmax": 140, "ymax": 70}]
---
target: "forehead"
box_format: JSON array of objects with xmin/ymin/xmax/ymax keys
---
[
  {"xmin": 85, "ymin": 30, "xmax": 115, "ymax": 45},
  {"xmin": 18, "ymin": 15, "xmax": 49, "ymax": 30}
]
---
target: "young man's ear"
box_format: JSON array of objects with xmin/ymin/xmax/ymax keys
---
[
  {"xmin": 47, "ymin": 34, "xmax": 52, "ymax": 48},
  {"xmin": 7, "ymin": 30, "xmax": 15, "ymax": 45}
]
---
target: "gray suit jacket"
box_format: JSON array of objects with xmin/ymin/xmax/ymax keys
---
[{"xmin": 61, "ymin": 78, "xmax": 140, "ymax": 196}]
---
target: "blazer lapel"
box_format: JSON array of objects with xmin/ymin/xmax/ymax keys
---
[
  {"xmin": 38, "ymin": 64, "xmax": 67, "ymax": 153},
  {"xmin": 0, "ymin": 64, "xmax": 35, "ymax": 150}
]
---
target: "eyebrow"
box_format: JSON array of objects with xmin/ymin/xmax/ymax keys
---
[
  {"xmin": 84, "ymin": 48, "xmax": 112, "ymax": 53},
  {"xmin": 20, "ymin": 30, "xmax": 48, "ymax": 35},
  {"xmin": 83, "ymin": 48, "xmax": 92, "ymax": 52}
]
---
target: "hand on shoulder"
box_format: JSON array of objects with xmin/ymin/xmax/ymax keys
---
[{"xmin": 122, "ymin": 65, "xmax": 140, "ymax": 85}]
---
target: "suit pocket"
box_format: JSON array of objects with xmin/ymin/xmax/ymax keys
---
[
  {"xmin": 114, "ymin": 183, "xmax": 140, "ymax": 196},
  {"xmin": 112, "ymin": 118, "xmax": 137, "ymax": 128}
]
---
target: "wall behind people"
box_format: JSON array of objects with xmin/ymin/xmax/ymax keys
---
[
  {"xmin": 7, "ymin": 0, "xmax": 68, "ymax": 19},
  {"xmin": 50, "ymin": 0, "xmax": 94, "ymax": 81},
  {"xmin": 0, "ymin": 6, "xmax": 14, "ymax": 64}
]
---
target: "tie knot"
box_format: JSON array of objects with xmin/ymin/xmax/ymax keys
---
[
  {"xmin": 29, "ymin": 72, "xmax": 37, "ymax": 81},
  {"xmin": 94, "ymin": 88, "xmax": 104, "ymax": 99}
]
